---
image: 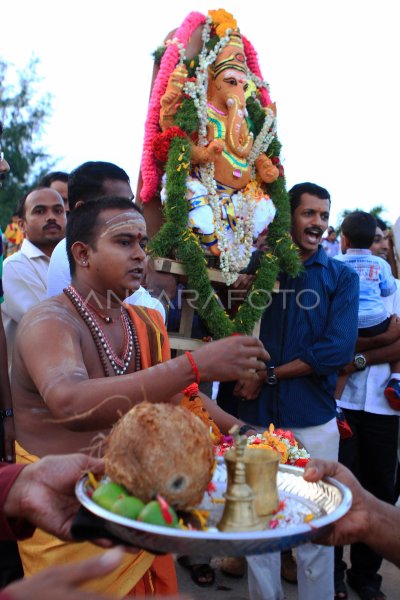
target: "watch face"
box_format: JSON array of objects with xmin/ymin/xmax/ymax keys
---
[{"xmin": 354, "ymin": 354, "xmax": 366, "ymax": 370}]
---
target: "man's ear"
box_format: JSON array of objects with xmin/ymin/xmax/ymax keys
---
[
  {"xmin": 341, "ymin": 233, "xmax": 350, "ymax": 253},
  {"xmin": 17, "ymin": 218, "xmax": 26, "ymax": 236},
  {"xmin": 71, "ymin": 241, "xmax": 90, "ymax": 268}
]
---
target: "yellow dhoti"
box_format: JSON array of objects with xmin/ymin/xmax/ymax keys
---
[{"xmin": 16, "ymin": 443, "xmax": 177, "ymax": 597}]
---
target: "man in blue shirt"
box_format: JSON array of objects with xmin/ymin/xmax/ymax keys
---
[{"xmin": 218, "ymin": 182, "xmax": 359, "ymax": 600}]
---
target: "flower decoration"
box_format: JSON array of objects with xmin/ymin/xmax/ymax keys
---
[
  {"xmin": 216, "ymin": 424, "xmax": 310, "ymax": 467},
  {"xmin": 152, "ymin": 127, "xmax": 187, "ymax": 163},
  {"xmin": 208, "ymin": 9, "xmax": 238, "ymax": 37}
]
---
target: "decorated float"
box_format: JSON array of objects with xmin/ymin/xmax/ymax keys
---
[{"xmin": 139, "ymin": 9, "xmax": 302, "ymax": 339}]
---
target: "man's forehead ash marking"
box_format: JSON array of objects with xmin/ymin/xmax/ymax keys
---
[
  {"xmin": 104, "ymin": 211, "xmax": 143, "ymax": 225},
  {"xmin": 100, "ymin": 216, "xmax": 146, "ymax": 238}
]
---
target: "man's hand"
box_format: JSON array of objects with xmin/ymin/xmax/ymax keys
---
[
  {"xmin": 193, "ymin": 335, "xmax": 270, "ymax": 382},
  {"xmin": 5, "ymin": 547, "xmax": 194, "ymax": 600},
  {"xmin": 4, "ymin": 453, "xmax": 104, "ymax": 541},
  {"xmin": 339, "ymin": 362, "xmax": 356, "ymax": 376},
  {"xmin": 5, "ymin": 548, "xmax": 125, "ymax": 600},
  {"xmin": 1, "ymin": 417, "xmax": 16, "ymax": 462},
  {"xmin": 234, "ymin": 371, "xmax": 265, "ymax": 400},
  {"xmin": 303, "ymin": 459, "xmax": 370, "ymax": 547},
  {"xmin": 379, "ymin": 314, "xmax": 400, "ymax": 345}
]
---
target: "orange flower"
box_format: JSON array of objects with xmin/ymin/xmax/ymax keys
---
[{"xmin": 208, "ymin": 9, "xmax": 237, "ymax": 37}]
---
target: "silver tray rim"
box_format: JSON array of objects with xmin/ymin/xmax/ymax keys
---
[{"xmin": 75, "ymin": 464, "xmax": 352, "ymax": 543}]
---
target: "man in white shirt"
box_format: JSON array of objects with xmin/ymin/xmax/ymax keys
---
[
  {"xmin": 335, "ymin": 223, "xmax": 400, "ymax": 600},
  {"xmin": 2, "ymin": 188, "xmax": 66, "ymax": 364},
  {"xmin": 46, "ymin": 161, "xmax": 166, "ymax": 320}
]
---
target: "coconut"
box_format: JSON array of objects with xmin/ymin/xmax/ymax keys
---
[{"xmin": 104, "ymin": 402, "xmax": 214, "ymax": 509}]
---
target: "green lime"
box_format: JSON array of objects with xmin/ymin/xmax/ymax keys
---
[
  {"xmin": 112, "ymin": 496, "xmax": 145, "ymax": 519},
  {"xmin": 138, "ymin": 500, "xmax": 179, "ymax": 528},
  {"xmin": 92, "ymin": 481, "xmax": 127, "ymax": 511}
]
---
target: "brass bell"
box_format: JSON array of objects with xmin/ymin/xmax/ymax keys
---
[{"xmin": 218, "ymin": 430, "xmax": 264, "ymax": 532}]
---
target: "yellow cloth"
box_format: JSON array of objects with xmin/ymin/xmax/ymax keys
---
[{"xmin": 16, "ymin": 442, "xmax": 157, "ymax": 597}]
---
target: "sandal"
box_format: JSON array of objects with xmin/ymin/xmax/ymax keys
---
[
  {"xmin": 334, "ymin": 579, "xmax": 348, "ymax": 599},
  {"xmin": 177, "ymin": 556, "xmax": 215, "ymax": 587}
]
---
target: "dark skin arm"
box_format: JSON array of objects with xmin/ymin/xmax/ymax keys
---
[
  {"xmin": 304, "ymin": 459, "xmax": 400, "ymax": 568},
  {"xmin": 356, "ymin": 314, "xmax": 400, "ymax": 351},
  {"xmin": 0, "ymin": 306, "xmax": 15, "ymax": 462},
  {"xmin": 19, "ymin": 314, "xmax": 269, "ymax": 431},
  {"xmin": 341, "ymin": 337, "xmax": 400, "ymax": 375}
]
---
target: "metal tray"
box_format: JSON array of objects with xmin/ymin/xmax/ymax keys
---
[{"xmin": 75, "ymin": 463, "xmax": 352, "ymax": 555}]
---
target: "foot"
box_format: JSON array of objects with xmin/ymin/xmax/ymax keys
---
[
  {"xmin": 348, "ymin": 581, "xmax": 386, "ymax": 600},
  {"xmin": 281, "ymin": 549, "xmax": 297, "ymax": 584},
  {"xmin": 384, "ymin": 378, "xmax": 400, "ymax": 410},
  {"xmin": 220, "ymin": 556, "xmax": 246, "ymax": 578},
  {"xmin": 335, "ymin": 578, "xmax": 348, "ymax": 599},
  {"xmin": 177, "ymin": 557, "xmax": 215, "ymax": 587}
]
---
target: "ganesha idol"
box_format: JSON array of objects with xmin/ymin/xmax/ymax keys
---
[{"xmin": 141, "ymin": 11, "xmax": 282, "ymax": 283}]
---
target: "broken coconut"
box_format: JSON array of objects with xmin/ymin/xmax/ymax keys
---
[{"xmin": 104, "ymin": 402, "xmax": 215, "ymax": 510}]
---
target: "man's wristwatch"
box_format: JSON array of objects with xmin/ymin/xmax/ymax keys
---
[
  {"xmin": 238, "ymin": 424, "xmax": 255, "ymax": 436},
  {"xmin": 0, "ymin": 408, "xmax": 13, "ymax": 420},
  {"xmin": 266, "ymin": 365, "xmax": 278, "ymax": 386},
  {"xmin": 353, "ymin": 353, "xmax": 367, "ymax": 371}
]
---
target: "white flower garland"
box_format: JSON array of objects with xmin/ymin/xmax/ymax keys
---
[
  {"xmin": 200, "ymin": 163, "xmax": 256, "ymax": 285},
  {"xmin": 248, "ymin": 106, "xmax": 276, "ymax": 166}
]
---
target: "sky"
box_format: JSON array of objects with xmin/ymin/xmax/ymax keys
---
[{"xmin": 2, "ymin": 0, "xmax": 399, "ymax": 227}]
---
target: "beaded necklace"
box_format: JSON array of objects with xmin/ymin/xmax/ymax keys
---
[{"xmin": 63, "ymin": 285, "xmax": 141, "ymax": 377}]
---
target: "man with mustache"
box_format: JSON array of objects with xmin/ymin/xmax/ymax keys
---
[
  {"xmin": 2, "ymin": 187, "xmax": 66, "ymax": 364},
  {"xmin": 218, "ymin": 182, "xmax": 360, "ymax": 600}
]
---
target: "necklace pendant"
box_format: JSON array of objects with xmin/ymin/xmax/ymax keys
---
[
  {"xmin": 105, "ymin": 316, "xmax": 112, "ymax": 324},
  {"xmin": 233, "ymin": 169, "xmax": 241, "ymax": 178}
]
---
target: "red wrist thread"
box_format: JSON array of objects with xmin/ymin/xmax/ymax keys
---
[
  {"xmin": 182, "ymin": 383, "xmax": 199, "ymax": 397},
  {"xmin": 185, "ymin": 351, "xmax": 200, "ymax": 384}
]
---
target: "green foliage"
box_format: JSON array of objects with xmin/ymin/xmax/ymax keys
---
[
  {"xmin": 174, "ymin": 98, "xmax": 199, "ymax": 134},
  {"xmin": 338, "ymin": 205, "xmax": 389, "ymax": 229},
  {"xmin": 0, "ymin": 58, "xmax": 53, "ymax": 227},
  {"xmin": 153, "ymin": 46, "xmax": 167, "ymax": 66}
]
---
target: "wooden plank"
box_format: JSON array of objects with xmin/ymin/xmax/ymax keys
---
[
  {"xmin": 153, "ymin": 257, "xmax": 227, "ymax": 283},
  {"xmin": 168, "ymin": 334, "xmax": 205, "ymax": 351}
]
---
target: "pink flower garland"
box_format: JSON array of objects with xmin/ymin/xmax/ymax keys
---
[
  {"xmin": 140, "ymin": 11, "xmax": 206, "ymax": 203},
  {"xmin": 242, "ymin": 34, "xmax": 272, "ymax": 107}
]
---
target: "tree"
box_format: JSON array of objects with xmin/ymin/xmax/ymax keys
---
[
  {"xmin": 339, "ymin": 205, "xmax": 389, "ymax": 227},
  {"xmin": 0, "ymin": 58, "xmax": 53, "ymax": 227}
]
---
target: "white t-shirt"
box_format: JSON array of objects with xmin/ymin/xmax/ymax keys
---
[
  {"xmin": 338, "ymin": 279, "xmax": 400, "ymax": 415},
  {"xmin": 46, "ymin": 239, "xmax": 166, "ymax": 321},
  {"xmin": 3, "ymin": 239, "xmax": 51, "ymax": 363}
]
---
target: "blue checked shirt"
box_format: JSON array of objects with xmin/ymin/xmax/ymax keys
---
[{"xmin": 235, "ymin": 246, "xmax": 359, "ymax": 428}]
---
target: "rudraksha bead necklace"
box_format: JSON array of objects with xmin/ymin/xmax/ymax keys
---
[{"xmin": 63, "ymin": 285, "xmax": 141, "ymax": 376}]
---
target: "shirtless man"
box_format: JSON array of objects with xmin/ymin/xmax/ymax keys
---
[
  {"xmin": 12, "ymin": 196, "xmax": 265, "ymax": 456},
  {"xmin": 11, "ymin": 196, "xmax": 268, "ymax": 596}
]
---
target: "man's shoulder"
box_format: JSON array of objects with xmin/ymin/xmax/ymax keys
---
[
  {"xmin": 3, "ymin": 249, "xmax": 24, "ymax": 268},
  {"xmin": 17, "ymin": 296, "xmax": 78, "ymax": 334},
  {"xmin": 49, "ymin": 238, "xmax": 67, "ymax": 264}
]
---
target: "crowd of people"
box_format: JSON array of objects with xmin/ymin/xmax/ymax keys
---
[{"xmin": 1, "ymin": 118, "xmax": 400, "ymax": 600}]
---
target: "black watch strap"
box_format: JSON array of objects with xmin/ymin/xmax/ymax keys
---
[
  {"xmin": 266, "ymin": 365, "xmax": 277, "ymax": 386},
  {"xmin": 0, "ymin": 408, "xmax": 13, "ymax": 419},
  {"xmin": 238, "ymin": 424, "xmax": 254, "ymax": 436}
]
